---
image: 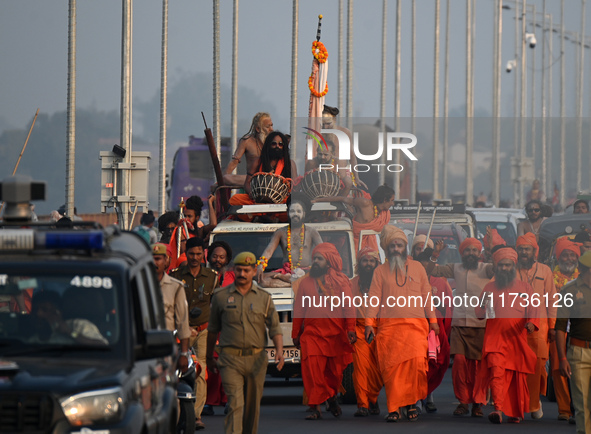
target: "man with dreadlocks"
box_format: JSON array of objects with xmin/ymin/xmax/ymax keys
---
[
  {"xmin": 223, "ymin": 112, "xmax": 274, "ymax": 187},
  {"xmin": 228, "ymin": 131, "xmax": 297, "ymax": 207}
]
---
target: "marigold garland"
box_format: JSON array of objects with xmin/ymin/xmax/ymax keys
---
[
  {"xmin": 373, "ymin": 205, "xmax": 379, "ymax": 219},
  {"xmin": 257, "ymin": 256, "xmax": 269, "ymax": 271},
  {"xmin": 308, "ymin": 73, "xmax": 329, "ymax": 97},
  {"xmin": 553, "ymin": 265, "xmax": 579, "ymax": 291},
  {"xmin": 312, "ymin": 41, "xmax": 328, "ymax": 63},
  {"xmin": 287, "ymin": 225, "xmax": 305, "ymax": 269}
]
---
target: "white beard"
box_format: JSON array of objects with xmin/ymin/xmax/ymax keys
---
[{"xmin": 389, "ymin": 255, "xmax": 406, "ymax": 275}]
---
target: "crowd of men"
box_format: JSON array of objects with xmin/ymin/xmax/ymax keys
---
[{"xmin": 143, "ymin": 110, "xmax": 591, "ymax": 434}]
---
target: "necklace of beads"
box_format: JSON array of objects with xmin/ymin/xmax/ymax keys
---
[
  {"xmin": 287, "ymin": 225, "xmax": 305, "ymax": 269},
  {"xmin": 374, "ymin": 205, "xmax": 378, "ymax": 218}
]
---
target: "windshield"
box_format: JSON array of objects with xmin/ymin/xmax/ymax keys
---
[
  {"xmin": 476, "ymin": 222, "xmax": 517, "ymax": 246},
  {"xmin": 0, "ymin": 271, "xmax": 120, "ymax": 354},
  {"xmin": 213, "ymin": 229, "xmax": 354, "ymax": 277}
]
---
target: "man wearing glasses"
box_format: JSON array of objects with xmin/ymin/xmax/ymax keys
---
[
  {"xmin": 517, "ymin": 200, "xmax": 547, "ymax": 243},
  {"xmin": 171, "ymin": 237, "xmax": 218, "ymax": 430}
]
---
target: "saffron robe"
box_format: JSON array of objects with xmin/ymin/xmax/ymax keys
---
[
  {"xmin": 365, "ymin": 259, "xmax": 437, "ymax": 412},
  {"xmin": 474, "ymin": 279, "xmax": 540, "ymax": 419},
  {"xmin": 352, "ymin": 209, "xmax": 390, "ymax": 253},
  {"xmin": 292, "ymin": 275, "xmax": 355, "ymax": 406},
  {"xmin": 350, "ymin": 276, "xmax": 383, "ymax": 408},
  {"xmin": 427, "ymin": 276, "xmax": 452, "ymax": 395}
]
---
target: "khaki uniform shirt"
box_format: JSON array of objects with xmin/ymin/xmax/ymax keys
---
[
  {"xmin": 170, "ymin": 265, "xmax": 218, "ymax": 327},
  {"xmin": 556, "ymin": 278, "xmax": 591, "ymax": 341},
  {"xmin": 159, "ymin": 273, "xmax": 191, "ymax": 340},
  {"xmin": 208, "ymin": 282, "xmax": 282, "ymax": 349},
  {"xmin": 429, "ymin": 262, "xmax": 492, "ymax": 328}
]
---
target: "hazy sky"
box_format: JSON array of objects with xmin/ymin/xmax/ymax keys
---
[{"xmin": 1, "ymin": 0, "xmax": 589, "ymax": 207}]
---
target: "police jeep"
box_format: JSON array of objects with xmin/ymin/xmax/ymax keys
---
[{"xmin": 0, "ymin": 176, "xmax": 177, "ymax": 434}]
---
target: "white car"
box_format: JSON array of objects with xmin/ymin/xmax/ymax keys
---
[{"xmin": 467, "ymin": 207, "xmax": 527, "ymax": 246}]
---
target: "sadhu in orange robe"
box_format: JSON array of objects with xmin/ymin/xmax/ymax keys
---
[
  {"xmin": 350, "ymin": 275, "xmax": 383, "ymax": 408},
  {"xmin": 292, "ymin": 245, "xmax": 355, "ymax": 406},
  {"xmin": 365, "ymin": 259, "xmax": 438, "ymax": 413},
  {"xmin": 474, "ymin": 279, "xmax": 540, "ymax": 419}
]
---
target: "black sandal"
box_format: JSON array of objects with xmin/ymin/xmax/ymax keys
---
[
  {"xmin": 407, "ymin": 405, "xmax": 419, "ymax": 422},
  {"xmin": 354, "ymin": 407, "xmax": 369, "ymax": 417},
  {"xmin": 305, "ymin": 410, "xmax": 322, "ymax": 420},
  {"xmin": 327, "ymin": 396, "xmax": 342, "ymax": 418},
  {"xmin": 386, "ymin": 411, "xmax": 400, "ymax": 422}
]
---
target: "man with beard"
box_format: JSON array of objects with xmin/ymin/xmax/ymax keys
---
[
  {"xmin": 414, "ymin": 246, "xmax": 453, "ymax": 414},
  {"xmin": 474, "ymin": 247, "xmax": 539, "ymax": 424},
  {"xmin": 170, "ymin": 237, "xmax": 218, "ymax": 430},
  {"xmin": 256, "ymin": 195, "xmax": 322, "ymax": 286},
  {"xmin": 208, "ymin": 240, "xmax": 234, "ymax": 287},
  {"xmin": 517, "ymin": 199, "xmax": 547, "ymax": 242},
  {"xmin": 515, "ymin": 232, "xmax": 557, "ymax": 419},
  {"xmin": 556, "ymin": 250, "xmax": 591, "ymax": 434},
  {"xmin": 292, "ymin": 243, "xmax": 356, "ymax": 420},
  {"xmin": 206, "ymin": 251, "xmax": 284, "ymax": 434},
  {"xmin": 228, "ymin": 131, "xmax": 298, "ymax": 207},
  {"xmin": 223, "ymin": 112, "xmax": 274, "ymax": 187},
  {"xmin": 428, "ymin": 237, "xmax": 493, "ymax": 417},
  {"xmin": 365, "ymin": 225, "xmax": 439, "ymax": 422},
  {"xmin": 550, "ymin": 237, "xmax": 582, "ymax": 421},
  {"xmin": 350, "ymin": 247, "xmax": 383, "ymax": 417}
]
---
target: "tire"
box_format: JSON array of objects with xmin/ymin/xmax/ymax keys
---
[
  {"xmin": 340, "ymin": 363, "xmax": 357, "ymax": 405},
  {"xmin": 177, "ymin": 400, "xmax": 196, "ymax": 434}
]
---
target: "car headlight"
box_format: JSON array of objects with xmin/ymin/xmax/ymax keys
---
[{"xmin": 59, "ymin": 387, "xmax": 124, "ymax": 426}]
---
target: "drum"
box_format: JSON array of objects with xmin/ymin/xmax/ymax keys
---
[
  {"xmin": 300, "ymin": 169, "xmax": 341, "ymax": 200},
  {"xmin": 249, "ymin": 172, "xmax": 292, "ymax": 204}
]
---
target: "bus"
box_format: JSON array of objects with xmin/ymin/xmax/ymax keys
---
[{"xmin": 168, "ymin": 135, "xmax": 241, "ymax": 209}]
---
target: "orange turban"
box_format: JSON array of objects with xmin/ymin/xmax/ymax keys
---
[
  {"xmin": 459, "ymin": 237, "xmax": 482, "ymax": 256},
  {"xmin": 516, "ymin": 232, "xmax": 539, "ymax": 258},
  {"xmin": 312, "ymin": 243, "xmax": 350, "ymax": 296},
  {"xmin": 483, "ymin": 229, "xmax": 506, "ymax": 250},
  {"xmin": 555, "ymin": 237, "xmax": 582, "ymax": 259},
  {"xmin": 492, "ymin": 247, "xmax": 518, "ymax": 265},
  {"xmin": 357, "ymin": 246, "xmax": 381, "ymax": 265},
  {"xmin": 380, "ymin": 225, "xmax": 408, "ymax": 251},
  {"xmin": 411, "ymin": 234, "xmax": 434, "ymax": 252}
]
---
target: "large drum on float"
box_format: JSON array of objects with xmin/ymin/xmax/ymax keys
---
[
  {"xmin": 249, "ymin": 172, "xmax": 292, "ymax": 204},
  {"xmin": 300, "ymin": 169, "xmax": 341, "ymax": 200}
]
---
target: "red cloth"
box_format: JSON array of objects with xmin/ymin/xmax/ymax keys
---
[
  {"xmin": 453, "ymin": 354, "xmax": 480, "ymax": 404},
  {"xmin": 219, "ymin": 270, "xmax": 235, "ymax": 287},
  {"xmin": 167, "ymin": 226, "xmax": 194, "ymax": 270},
  {"xmin": 353, "ymin": 210, "xmax": 391, "ymax": 253},
  {"xmin": 459, "ymin": 237, "xmax": 482, "ymax": 255},
  {"xmin": 555, "ymin": 237, "xmax": 582, "ymax": 258},
  {"xmin": 492, "ymin": 247, "xmax": 518, "ymax": 265},
  {"xmin": 292, "ymin": 274, "xmax": 355, "ymax": 406},
  {"xmin": 311, "ymin": 243, "xmax": 351, "ymax": 296},
  {"xmin": 516, "ymin": 232, "xmax": 539, "ymax": 258},
  {"xmin": 427, "ymin": 276, "xmax": 452, "ymax": 395},
  {"xmin": 474, "ymin": 279, "xmax": 540, "ymax": 419}
]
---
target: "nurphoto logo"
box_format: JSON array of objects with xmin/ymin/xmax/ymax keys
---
[{"xmin": 305, "ymin": 127, "xmax": 418, "ymax": 174}]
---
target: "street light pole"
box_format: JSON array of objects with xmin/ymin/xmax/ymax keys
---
[
  {"xmin": 576, "ymin": 0, "xmax": 586, "ymax": 193},
  {"xmin": 394, "ymin": 0, "xmax": 401, "ymax": 195},
  {"xmin": 466, "ymin": 0, "xmax": 474, "ymax": 206},
  {"xmin": 519, "ymin": 0, "xmax": 527, "ymax": 207},
  {"xmin": 433, "ymin": 0, "xmax": 441, "ymax": 200},
  {"xmin": 158, "ymin": 0, "xmax": 168, "ymax": 215},
  {"xmin": 411, "ymin": 0, "xmax": 416, "ymax": 202},
  {"xmin": 560, "ymin": 0, "xmax": 566, "ymax": 208},
  {"xmin": 379, "ymin": 0, "xmax": 387, "ymax": 186},
  {"xmin": 443, "ymin": 0, "xmax": 450, "ymax": 199},
  {"xmin": 493, "ymin": 0, "xmax": 502, "ymax": 207}
]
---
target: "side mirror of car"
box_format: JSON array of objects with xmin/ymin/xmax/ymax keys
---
[{"xmin": 137, "ymin": 330, "xmax": 175, "ymax": 360}]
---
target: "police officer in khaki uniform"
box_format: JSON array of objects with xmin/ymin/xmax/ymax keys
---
[
  {"xmin": 207, "ymin": 252, "xmax": 284, "ymax": 434},
  {"xmin": 152, "ymin": 243, "xmax": 192, "ymax": 372},
  {"xmin": 170, "ymin": 237, "xmax": 217, "ymax": 430}
]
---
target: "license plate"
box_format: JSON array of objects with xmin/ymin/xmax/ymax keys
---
[{"xmin": 266, "ymin": 347, "xmax": 300, "ymax": 362}]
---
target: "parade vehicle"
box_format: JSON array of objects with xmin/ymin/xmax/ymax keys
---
[
  {"xmin": 467, "ymin": 207, "xmax": 526, "ymax": 247},
  {"xmin": 209, "ymin": 201, "xmax": 357, "ymax": 381},
  {"xmin": 0, "ymin": 175, "xmax": 178, "ymax": 434}
]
